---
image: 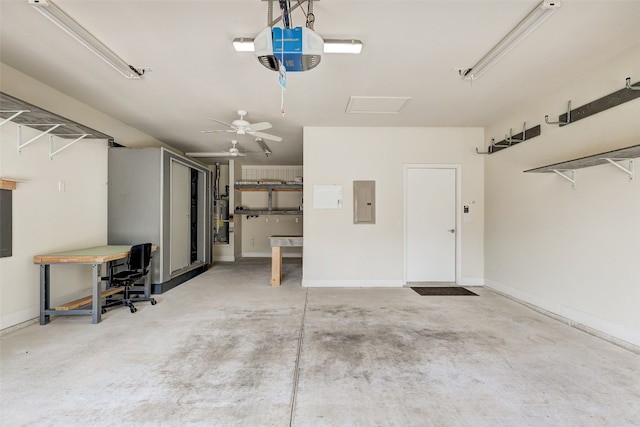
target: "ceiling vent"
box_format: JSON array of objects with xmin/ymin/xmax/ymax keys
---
[{"xmin": 345, "ymin": 96, "xmax": 412, "ymax": 114}]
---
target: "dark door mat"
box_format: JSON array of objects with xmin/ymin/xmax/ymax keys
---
[{"xmin": 411, "ymin": 286, "xmax": 478, "ymax": 296}]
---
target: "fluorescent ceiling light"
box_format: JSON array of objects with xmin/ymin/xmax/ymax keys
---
[
  {"xmin": 461, "ymin": 0, "xmax": 561, "ymax": 80},
  {"xmin": 29, "ymin": 0, "xmax": 144, "ymax": 79},
  {"xmin": 323, "ymin": 39, "xmax": 363, "ymax": 54},
  {"xmin": 232, "ymin": 37, "xmax": 255, "ymax": 52},
  {"xmin": 233, "ymin": 37, "xmax": 363, "ymax": 54}
]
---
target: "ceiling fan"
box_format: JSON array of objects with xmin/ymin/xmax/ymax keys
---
[
  {"xmin": 202, "ymin": 109, "xmax": 282, "ymax": 142},
  {"xmin": 186, "ymin": 140, "xmax": 248, "ymax": 158}
]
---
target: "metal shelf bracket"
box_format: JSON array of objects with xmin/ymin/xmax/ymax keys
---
[
  {"xmin": 491, "ymin": 139, "xmax": 515, "ymax": 148},
  {"xmin": 601, "ymin": 158, "xmax": 634, "ymax": 181},
  {"xmin": 0, "ymin": 110, "xmax": 30, "ymax": 127},
  {"xmin": 545, "ymin": 100, "xmax": 572, "ymax": 125},
  {"xmin": 552, "ymin": 169, "xmax": 576, "ymax": 189},
  {"xmin": 505, "ymin": 122, "xmax": 527, "ymax": 144},
  {"xmin": 49, "ymin": 133, "xmax": 90, "ymax": 159},
  {"xmin": 476, "ymin": 138, "xmax": 495, "ymax": 154},
  {"xmin": 626, "ymin": 77, "xmax": 640, "ymax": 91},
  {"xmin": 17, "ymin": 124, "xmax": 64, "ymax": 153}
]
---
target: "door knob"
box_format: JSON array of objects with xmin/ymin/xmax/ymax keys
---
[{"xmin": 448, "ymin": 229, "xmax": 456, "ymax": 233}]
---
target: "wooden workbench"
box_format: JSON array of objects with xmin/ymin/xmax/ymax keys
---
[{"xmin": 269, "ymin": 236, "xmax": 302, "ymax": 286}]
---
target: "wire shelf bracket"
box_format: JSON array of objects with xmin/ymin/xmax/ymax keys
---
[
  {"xmin": 17, "ymin": 124, "xmax": 64, "ymax": 153},
  {"xmin": 49, "ymin": 133, "xmax": 91, "ymax": 159},
  {"xmin": 552, "ymin": 169, "xmax": 576, "ymax": 189},
  {"xmin": 601, "ymin": 158, "xmax": 634, "ymax": 181},
  {"xmin": 0, "ymin": 110, "xmax": 30, "ymax": 127}
]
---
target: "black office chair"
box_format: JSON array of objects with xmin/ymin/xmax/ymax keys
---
[{"xmin": 103, "ymin": 243, "xmax": 156, "ymax": 313}]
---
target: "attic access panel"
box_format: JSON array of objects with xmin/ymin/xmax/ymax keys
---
[{"xmin": 0, "ymin": 92, "xmax": 112, "ymax": 140}]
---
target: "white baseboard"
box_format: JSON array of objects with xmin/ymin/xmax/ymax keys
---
[
  {"xmin": 459, "ymin": 277, "xmax": 485, "ymax": 286},
  {"xmin": 485, "ymin": 279, "xmax": 640, "ymax": 352},
  {"xmin": 302, "ymin": 279, "xmax": 404, "ymax": 287},
  {"xmin": 213, "ymin": 255, "xmax": 236, "ymax": 262},
  {"xmin": 1, "ymin": 308, "xmax": 39, "ymax": 334}
]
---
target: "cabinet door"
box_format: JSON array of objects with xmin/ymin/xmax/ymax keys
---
[{"xmin": 170, "ymin": 160, "xmax": 191, "ymax": 273}]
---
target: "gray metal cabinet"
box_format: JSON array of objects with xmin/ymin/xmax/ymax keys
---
[{"xmin": 108, "ymin": 147, "xmax": 211, "ymax": 293}]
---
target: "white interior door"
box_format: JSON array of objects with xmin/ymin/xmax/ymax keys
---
[
  {"xmin": 406, "ymin": 167, "xmax": 457, "ymax": 282},
  {"xmin": 170, "ymin": 161, "xmax": 191, "ymax": 273}
]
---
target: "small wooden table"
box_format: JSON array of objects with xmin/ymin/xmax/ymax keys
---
[
  {"xmin": 269, "ymin": 236, "xmax": 302, "ymax": 286},
  {"xmin": 33, "ymin": 245, "xmax": 152, "ymax": 324}
]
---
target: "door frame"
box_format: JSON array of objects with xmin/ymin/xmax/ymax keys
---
[
  {"xmin": 169, "ymin": 158, "xmax": 192, "ymax": 274},
  {"xmin": 403, "ymin": 164, "xmax": 462, "ymax": 285}
]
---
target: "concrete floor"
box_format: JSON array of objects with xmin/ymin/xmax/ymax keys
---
[{"xmin": 1, "ymin": 258, "xmax": 639, "ymax": 426}]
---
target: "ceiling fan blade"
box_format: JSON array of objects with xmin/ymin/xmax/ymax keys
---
[
  {"xmin": 247, "ymin": 121, "xmax": 272, "ymax": 132},
  {"xmin": 185, "ymin": 152, "xmax": 245, "ymax": 157},
  {"xmin": 254, "ymin": 138, "xmax": 272, "ymax": 156},
  {"xmin": 250, "ymin": 131, "xmax": 282, "ymax": 142},
  {"xmin": 200, "ymin": 129, "xmax": 234, "ymax": 134},
  {"xmin": 208, "ymin": 118, "xmax": 234, "ymax": 128}
]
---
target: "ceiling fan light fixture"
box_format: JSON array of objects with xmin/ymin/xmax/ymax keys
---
[{"xmin": 29, "ymin": 0, "xmax": 144, "ymax": 79}]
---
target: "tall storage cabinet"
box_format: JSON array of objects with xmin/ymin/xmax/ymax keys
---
[{"xmin": 108, "ymin": 147, "xmax": 211, "ymax": 293}]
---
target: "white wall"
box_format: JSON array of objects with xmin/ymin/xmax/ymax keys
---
[
  {"xmin": 484, "ymin": 44, "xmax": 640, "ymax": 346},
  {"xmin": 303, "ymin": 127, "xmax": 485, "ymax": 287},
  {"xmin": 241, "ymin": 214, "xmax": 303, "ymax": 257},
  {"xmin": 0, "ymin": 121, "xmax": 108, "ymax": 329},
  {"xmin": 0, "ymin": 63, "xmax": 165, "ymax": 330}
]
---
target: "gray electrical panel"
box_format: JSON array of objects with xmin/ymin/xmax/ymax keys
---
[{"xmin": 353, "ymin": 180, "xmax": 375, "ymax": 224}]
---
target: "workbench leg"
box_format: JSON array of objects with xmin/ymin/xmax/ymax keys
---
[
  {"xmin": 271, "ymin": 246, "xmax": 282, "ymax": 287},
  {"xmin": 91, "ymin": 264, "xmax": 102, "ymax": 324},
  {"xmin": 40, "ymin": 264, "xmax": 50, "ymax": 325},
  {"xmin": 144, "ymin": 254, "xmax": 152, "ymax": 298}
]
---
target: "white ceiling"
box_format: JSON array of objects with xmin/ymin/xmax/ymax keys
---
[{"xmin": 1, "ymin": 0, "xmax": 639, "ymax": 165}]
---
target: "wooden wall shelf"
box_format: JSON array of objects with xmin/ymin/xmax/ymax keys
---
[
  {"xmin": 524, "ymin": 144, "xmax": 640, "ymax": 188},
  {"xmin": 0, "ymin": 179, "xmax": 17, "ymax": 191}
]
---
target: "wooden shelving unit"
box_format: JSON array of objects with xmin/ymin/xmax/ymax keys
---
[{"xmin": 235, "ymin": 183, "xmax": 303, "ymax": 216}]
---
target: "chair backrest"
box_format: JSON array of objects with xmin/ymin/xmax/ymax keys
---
[{"xmin": 128, "ymin": 243, "xmax": 152, "ymax": 272}]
